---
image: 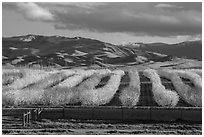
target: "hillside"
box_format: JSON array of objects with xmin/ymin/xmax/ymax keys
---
[
  {"xmin": 2, "ymin": 34, "xmax": 173, "ymax": 67},
  {"xmin": 124, "ymin": 41, "xmax": 202, "ymax": 60}
]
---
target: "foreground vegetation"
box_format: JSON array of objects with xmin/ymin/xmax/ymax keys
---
[
  {"xmin": 143, "ymin": 69, "xmax": 179, "ymax": 107},
  {"xmin": 2, "ymin": 66, "xmax": 202, "ymax": 107}
]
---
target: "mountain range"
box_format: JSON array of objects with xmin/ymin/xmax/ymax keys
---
[
  {"xmin": 124, "ymin": 40, "xmax": 202, "ymax": 60},
  {"xmin": 2, "ymin": 34, "xmax": 202, "ymax": 68}
]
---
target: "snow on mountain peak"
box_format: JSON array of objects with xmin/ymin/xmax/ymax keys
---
[
  {"xmin": 20, "ymin": 35, "xmax": 36, "ymax": 42},
  {"xmin": 121, "ymin": 42, "xmax": 141, "ymax": 47}
]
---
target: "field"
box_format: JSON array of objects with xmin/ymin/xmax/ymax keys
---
[
  {"xmin": 2, "ymin": 118, "xmax": 202, "ymax": 135},
  {"xmin": 2, "ymin": 66, "xmax": 202, "ymax": 107},
  {"xmin": 2, "ymin": 66, "xmax": 202, "ymax": 135}
]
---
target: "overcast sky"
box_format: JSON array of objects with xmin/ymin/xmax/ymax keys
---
[{"xmin": 2, "ymin": 2, "xmax": 202, "ymax": 44}]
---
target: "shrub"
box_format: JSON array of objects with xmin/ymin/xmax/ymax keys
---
[
  {"xmin": 172, "ymin": 69, "xmax": 202, "ymax": 77},
  {"xmin": 80, "ymin": 70, "xmax": 125, "ymax": 106},
  {"xmin": 41, "ymin": 69, "xmax": 112, "ymax": 105},
  {"xmin": 2, "ymin": 68, "xmax": 112, "ymax": 107},
  {"xmin": 60, "ymin": 69, "xmax": 76, "ymax": 76},
  {"xmin": 157, "ymin": 69, "xmax": 202, "ymax": 107},
  {"xmin": 2, "ymin": 69, "xmax": 21, "ymax": 89},
  {"xmin": 3, "ymin": 71, "xmax": 79, "ymax": 106},
  {"xmin": 56, "ymin": 69, "xmax": 96, "ymax": 88},
  {"xmin": 189, "ymin": 69, "xmax": 202, "ymax": 77},
  {"xmin": 70, "ymin": 74, "xmax": 106, "ymax": 104},
  {"xmin": 30, "ymin": 72, "xmax": 67, "ymax": 89},
  {"xmin": 2, "ymin": 69, "xmax": 21, "ymax": 74},
  {"xmin": 40, "ymin": 69, "xmax": 99, "ymax": 105},
  {"xmin": 46, "ymin": 74, "xmax": 103, "ymax": 105},
  {"xmin": 95, "ymin": 69, "xmax": 112, "ymax": 75},
  {"xmin": 169, "ymin": 69, "xmax": 202, "ymax": 93},
  {"xmin": 42, "ymin": 87, "xmax": 73, "ymax": 106},
  {"xmin": 2, "ymin": 90, "xmax": 15, "ymax": 107},
  {"xmin": 77, "ymin": 70, "xmax": 111, "ymax": 90},
  {"xmin": 175, "ymin": 70, "xmax": 202, "ymax": 92},
  {"xmin": 2, "ymin": 88, "xmax": 45, "ymax": 106},
  {"xmin": 6, "ymin": 69, "xmax": 51, "ymax": 90},
  {"xmin": 56, "ymin": 74, "xmax": 84, "ymax": 88},
  {"xmin": 71, "ymin": 70, "xmax": 112, "ymax": 104},
  {"xmin": 143, "ymin": 69, "xmax": 179, "ymax": 107},
  {"xmin": 2, "ymin": 71, "xmax": 23, "ymax": 86},
  {"xmin": 119, "ymin": 68, "xmax": 141, "ymax": 106}
]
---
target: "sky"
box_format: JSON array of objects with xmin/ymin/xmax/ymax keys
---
[{"xmin": 2, "ymin": 2, "xmax": 202, "ymax": 45}]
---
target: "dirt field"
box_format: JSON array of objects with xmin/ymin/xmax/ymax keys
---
[{"xmin": 2, "ymin": 118, "xmax": 202, "ymax": 135}]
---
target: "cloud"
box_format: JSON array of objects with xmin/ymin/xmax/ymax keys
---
[
  {"xmin": 185, "ymin": 34, "xmax": 202, "ymax": 41},
  {"xmin": 51, "ymin": 3, "xmax": 201, "ymax": 36},
  {"xmin": 155, "ymin": 3, "xmax": 182, "ymax": 9},
  {"xmin": 55, "ymin": 2, "xmax": 107, "ymax": 9},
  {"xmin": 15, "ymin": 2, "xmax": 54, "ymax": 21},
  {"xmin": 2, "ymin": 2, "xmax": 201, "ymax": 37}
]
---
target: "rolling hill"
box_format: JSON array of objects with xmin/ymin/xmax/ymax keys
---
[
  {"xmin": 2, "ymin": 34, "xmax": 201, "ymax": 68},
  {"xmin": 124, "ymin": 40, "xmax": 202, "ymax": 60}
]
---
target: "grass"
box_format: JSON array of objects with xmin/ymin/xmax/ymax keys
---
[{"xmin": 143, "ymin": 69, "xmax": 179, "ymax": 107}]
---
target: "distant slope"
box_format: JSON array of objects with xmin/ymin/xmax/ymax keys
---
[
  {"xmin": 2, "ymin": 34, "xmax": 182, "ymax": 67},
  {"xmin": 126, "ymin": 41, "xmax": 202, "ymax": 60}
]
